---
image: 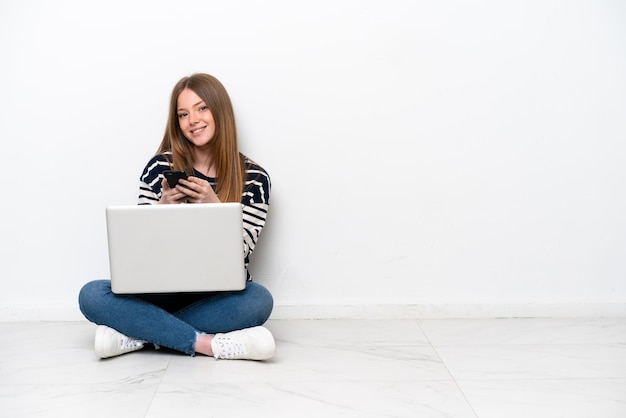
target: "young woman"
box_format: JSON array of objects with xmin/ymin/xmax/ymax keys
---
[{"xmin": 78, "ymin": 73, "xmax": 275, "ymax": 360}]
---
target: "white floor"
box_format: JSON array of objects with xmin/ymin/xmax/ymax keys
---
[{"xmin": 1, "ymin": 318, "xmax": 626, "ymax": 417}]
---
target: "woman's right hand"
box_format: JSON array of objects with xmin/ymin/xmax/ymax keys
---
[{"xmin": 159, "ymin": 178, "xmax": 188, "ymax": 204}]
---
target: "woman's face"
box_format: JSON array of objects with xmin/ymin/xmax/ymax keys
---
[{"xmin": 176, "ymin": 88, "xmax": 216, "ymax": 148}]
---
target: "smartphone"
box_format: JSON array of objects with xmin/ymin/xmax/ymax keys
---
[{"xmin": 163, "ymin": 170, "xmax": 188, "ymax": 188}]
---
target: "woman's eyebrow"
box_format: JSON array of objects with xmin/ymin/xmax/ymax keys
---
[{"xmin": 178, "ymin": 100, "xmax": 205, "ymax": 112}]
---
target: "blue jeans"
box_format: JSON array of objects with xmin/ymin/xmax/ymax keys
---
[{"xmin": 78, "ymin": 280, "xmax": 273, "ymax": 356}]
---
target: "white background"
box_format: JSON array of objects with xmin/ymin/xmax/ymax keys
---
[{"xmin": 1, "ymin": 0, "xmax": 625, "ymax": 319}]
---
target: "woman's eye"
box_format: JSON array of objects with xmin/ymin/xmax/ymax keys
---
[
  {"xmin": 178, "ymin": 113, "xmax": 187, "ymax": 119},
  {"xmin": 199, "ymin": 106, "xmax": 208, "ymax": 112}
]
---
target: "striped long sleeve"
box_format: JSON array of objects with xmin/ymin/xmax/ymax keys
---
[{"xmin": 241, "ymin": 163, "xmax": 271, "ymax": 262}]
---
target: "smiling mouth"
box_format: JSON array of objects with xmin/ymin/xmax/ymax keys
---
[{"xmin": 191, "ymin": 126, "xmax": 206, "ymax": 135}]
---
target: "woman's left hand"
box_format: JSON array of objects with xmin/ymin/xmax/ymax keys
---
[{"xmin": 176, "ymin": 177, "xmax": 221, "ymax": 203}]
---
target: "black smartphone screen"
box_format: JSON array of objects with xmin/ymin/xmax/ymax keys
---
[{"xmin": 163, "ymin": 170, "xmax": 188, "ymax": 188}]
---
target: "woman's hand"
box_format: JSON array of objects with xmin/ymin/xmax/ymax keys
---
[
  {"xmin": 176, "ymin": 177, "xmax": 220, "ymax": 203},
  {"xmin": 158, "ymin": 178, "xmax": 189, "ymax": 204}
]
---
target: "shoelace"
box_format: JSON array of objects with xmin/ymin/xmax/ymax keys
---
[
  {"xmin": 214, "ymin": 337, "xmax": 246, "ymax": 359},
  {"xmin": 120, "ymin": 336, "xmax": 143, "ymax": 350}
]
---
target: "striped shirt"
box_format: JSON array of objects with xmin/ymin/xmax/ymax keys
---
[{"xmin": 138, "ymin": 152, "xmax": 271, "ymax": 279}]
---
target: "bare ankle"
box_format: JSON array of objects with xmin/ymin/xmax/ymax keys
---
[{"xmin": 194, "ymin": 334, "xmax": 214, "ymax": 356}]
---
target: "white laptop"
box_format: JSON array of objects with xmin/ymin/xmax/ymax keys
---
[{"xmin": 106, "ymin": 203, "xmax": 246, "ymax": 294}]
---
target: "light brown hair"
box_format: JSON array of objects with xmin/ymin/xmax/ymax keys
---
[{"xmin": 157, "ymin": 73, "xmax": 245, "ymax": 202}]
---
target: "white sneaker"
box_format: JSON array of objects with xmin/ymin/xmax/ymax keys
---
[
  {"xmin": 94, "ymin": 325, "xmax": 145, "ymax": 359},
  {"xmin": 211, "ymin": 326, "xmax": 276, "ymax": 360}
]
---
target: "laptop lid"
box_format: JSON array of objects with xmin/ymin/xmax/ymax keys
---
[{"xmin": 106, "ymin": 203, "xmax": 246, "ymax": 294}]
